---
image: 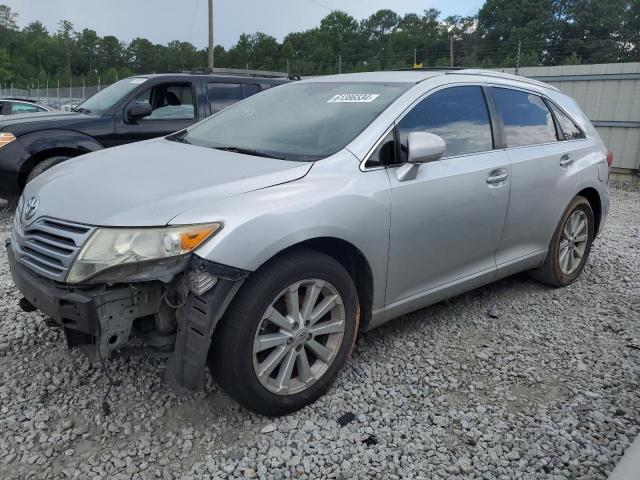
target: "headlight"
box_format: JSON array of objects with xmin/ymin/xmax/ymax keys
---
[
  {"xmin": 66, "ymin": 223, "xmax": 221, "ymax": 284},
  {"xmin": 0, "ymin": 133, "xmax": 16, "ymax": 149}
]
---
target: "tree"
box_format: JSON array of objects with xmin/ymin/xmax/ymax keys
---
[
  {"xmin": 57, "ymin": 20, "xmax": 74, "ymax": 80},
  {"xmin": 0, "ymin": 4, "xmax": 17, "ymax": 29},
  {"xmin": 0, "ymin": 1, "xmax": 637, "ymax": 88},
  {"xmin": 76, "ymin": 28, "xmax": 99, "ymax": 74},
  {"xmin": 0, "ymin": 48, "xmax": 11, "ymax": 82},
  {"xmin": 97, "ymin": 36, "xmax": 124, "ymax": 71}
]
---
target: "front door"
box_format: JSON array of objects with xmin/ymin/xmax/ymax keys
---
[
  {"xmin": 114, "ymin": 82, "xmax": 198, "ymax": 145},
  {"xmin": 386, "ymin": 85, "xmax": 511, "ymax": 306}
]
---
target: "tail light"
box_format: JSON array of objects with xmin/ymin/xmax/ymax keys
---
[{"xmin": 606, "ymin": 150, "xmax": 614, "ymax": 168}]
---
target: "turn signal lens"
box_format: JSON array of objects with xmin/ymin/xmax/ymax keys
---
[
  {"xmin": 0, "ymin": 133, "xmax": 16, "ymax": 149},
  {"xmin": 180, "ymin": 226, "xmax": 217, "ymax": 251}
]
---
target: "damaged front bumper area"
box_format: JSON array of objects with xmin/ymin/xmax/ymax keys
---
[{"xmin": 6, "ymin": 241, "xmax": 248, "ymax": 392}]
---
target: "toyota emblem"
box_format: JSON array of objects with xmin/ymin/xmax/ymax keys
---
[{"xmin": 23, "ymin": 196, "xmax": 39, "ymax": 222}]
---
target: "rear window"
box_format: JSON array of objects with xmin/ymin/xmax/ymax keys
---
[{"xmin": 491, "ymin": 87, "xmax": 558, "ymax": 147}]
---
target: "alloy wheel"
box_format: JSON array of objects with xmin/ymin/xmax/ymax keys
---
[
  {"xmin": 558, "ymin": 209, "xmax": 589, "ymax": 275},
  {"xmin": 252, "ymin": 279, "xmax": 346, "ymax": 395}
]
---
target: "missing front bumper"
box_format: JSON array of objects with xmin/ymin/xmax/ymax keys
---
[{"xmin": 7, "ymin": 241, "xmax": 250, "ymax": 391}]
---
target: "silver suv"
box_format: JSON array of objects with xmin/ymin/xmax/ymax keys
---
[{"xmin": 6, "ymin": 69, "xmax": 611, "ymax": 415}]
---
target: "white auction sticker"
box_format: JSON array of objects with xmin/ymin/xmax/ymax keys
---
[
  {"xmin": 129, "ymin": 78, "xmax": 147, "ymax": 84},
  {"xmin": 327, "ymin": 94, "xmax": 380, "ymax": 103}
]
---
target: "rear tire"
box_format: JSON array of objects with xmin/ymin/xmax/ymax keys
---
[
  {"xmin": 209, "ymin": 248, "xmax": 359, "ymax": 416},
  {"xmin": 26, "ymin": 156, "xmax": 70, "ymax": 183},
  {"xmin": 530, "ymin": 195, "xmax": 594, "ymax": 287}
]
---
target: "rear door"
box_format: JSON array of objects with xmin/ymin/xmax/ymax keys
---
[
  {"xmin": 490, "ymin": 87, "xmax": 586, "ymax": 268},
  {"xmin": 385, "ymin": 85, "xmax": 511, "ymax": 305}
]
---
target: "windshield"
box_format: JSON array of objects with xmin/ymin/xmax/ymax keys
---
[
  {"xmin": 77, "ymin": 77, "xmax": 148, "ymax": 115},
  {"xmin": 182, "ymin": 82, "xmax": 410, "ymax": 161}
]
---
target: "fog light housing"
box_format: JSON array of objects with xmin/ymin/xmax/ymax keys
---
[{"xmin": 189, "ymin": 270, "xmax": 218, "ymax": 295}]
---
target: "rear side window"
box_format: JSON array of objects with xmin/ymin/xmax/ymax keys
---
[
  {"xmin": 397, "ymin": 86, "xmax": 493, "ymax": 159},
  {"xmin": 208, "ymin": 83, "xmax": 243, "ymax": 112},
  {"xmin": 242, "ymin": 84, "xmax": 260, "ymax": 98},
  {"xmin": 11, "ymin": 102, "xmax": 41, "ymax": 114},
  {"xmin": 491, "ymin": 88, "xmax": 558, "ymax": 147},
  {"xmin": 549, "ymin": 103, "xmax": 585, "ymax": 140}
]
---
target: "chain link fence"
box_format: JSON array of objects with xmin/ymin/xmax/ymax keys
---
[{"xmin": 0, "ymin": 84, "xmax": 111, "ymax": 110}]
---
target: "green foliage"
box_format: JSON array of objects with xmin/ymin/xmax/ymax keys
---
[{"xmin": 0, "ymin": 1, "xmax": 638, "ymax": 89}]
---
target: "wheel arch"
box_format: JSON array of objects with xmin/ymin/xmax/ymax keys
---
[
  {"xmin": 17, "ymin": 130, "xmax": 104, "ymax": 188},
  {"xmin": 576, "ymin": 187, "xmax": 602, "ymax": 237},
  {"xmin": 251, "ymin": 237, "xmax": 375, "ymax": 331}
]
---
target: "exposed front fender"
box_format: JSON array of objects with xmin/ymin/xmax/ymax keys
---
[{"xmin": 172, "ymin": 151, "xmax": 392, "ymax": 311}]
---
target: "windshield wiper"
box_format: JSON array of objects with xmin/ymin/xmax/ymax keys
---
[
  {"xmin": 213, "ymin": 146, "xmax": 287, "ymax": 160},
  {"xmin": 71, "ymin": 106, "xmax": 92, "ymax": 114}
]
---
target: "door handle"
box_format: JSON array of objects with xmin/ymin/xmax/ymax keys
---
[
  {"xmin": 559, "ymin": 154, "xmax": 574, "ymax": 167},
  {"xmin": 486, "ymin": 170, "xmax": 509, "ymax": 184}
]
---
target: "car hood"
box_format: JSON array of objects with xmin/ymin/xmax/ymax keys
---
[
  {"xmin": 0, "ymin": 110, "xmax": 89, "ymax": 130},
  {"xmin": 23, "ymin": 138, "xmax": 313, "ymax": 226}
]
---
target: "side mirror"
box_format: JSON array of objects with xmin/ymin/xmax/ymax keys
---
[
  {"xmin": 407, "ymin": 131, "xmax": 446, "ymax": 164},
  {"xmin": 126, "ymin": 103, "xmax": 152, "ymax": 121}
]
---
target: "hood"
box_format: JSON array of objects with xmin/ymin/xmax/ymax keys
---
[
  {"xmin": 23, "ymin": 138, "xmax": 313, "ymax": 226},
  {"xmin": 0, "ymin": 110, "xmax": 91, "ymax": 130}
]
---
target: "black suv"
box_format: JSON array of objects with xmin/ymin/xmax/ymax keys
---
[{"xmin": 0, "ymin": 70, "xmax": 294, "ymax": 197}]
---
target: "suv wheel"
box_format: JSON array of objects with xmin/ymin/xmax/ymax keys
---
[
  {"xmin": 209, "ymin": 249, "xmax": 359, "ymax": 416},
  {"xmin": 531, "ymin": 195, "xmax": 594, "ymax": 287},
  {"xmin": 26, "ymin": 156, "xmax": 70, "ymax": 183}
]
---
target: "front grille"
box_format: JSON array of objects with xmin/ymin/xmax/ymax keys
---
[{"xmin": 11, "ymin": 216, "xmax": 95, "ymax": 282}]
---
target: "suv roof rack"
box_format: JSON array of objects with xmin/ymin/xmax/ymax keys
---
[{"xmin": 186, "ymin": 67, "xmax": 300, "ymax": 80}]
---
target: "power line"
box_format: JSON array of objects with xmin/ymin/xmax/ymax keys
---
[{"xmin": 304, "ymin": 0, "xmax": 333, "ymax": 11}]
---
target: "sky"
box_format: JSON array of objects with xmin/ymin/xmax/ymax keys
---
[{"xmin": 3, "ymin": 0, "xmax": 484, "ymax": 49}]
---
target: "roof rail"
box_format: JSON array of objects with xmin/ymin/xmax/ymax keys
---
[
  {"xmin": 393, "ymin": 67, "xmax": 466, "ymax": 72},
  {"xmin": 186, "ymin": 67, "xmax": 300, "ymax": 80},
  {"xmin": 450, "ymin": 69, "xmax": 560, "ymax": 92}
]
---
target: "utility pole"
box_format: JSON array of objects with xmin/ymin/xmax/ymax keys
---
[
  {"xmin": 449, "ymin": 34, "xmax": 454, "ymax": 67},
  {"xmin": 414, "ymin": 48, "xmax": 417, "ymax": 67},
  {"xmin": 208, "ymin": 0, "xmax": 214, "ymax": 71},
  {"xmin": 338, "ymin": 55, "xmax": 342, "ymax": 74},
  {"xmin": 515, "ymin": 40, "xmax": 522, "ymax": 76}
]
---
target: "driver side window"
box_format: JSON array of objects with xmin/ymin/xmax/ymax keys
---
[
  {"xmin": 132, "ymin": 83, "xmax": 196, "ymax": 120},
  {"xmin": 397, "ymin": 86, "xmax": 494, "ymax": 160}
]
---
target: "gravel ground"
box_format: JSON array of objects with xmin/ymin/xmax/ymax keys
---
[{"xmin": 0, "ymin": 183, "xmax": 638, "ymax": 480}]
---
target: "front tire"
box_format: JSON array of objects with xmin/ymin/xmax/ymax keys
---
[
  {"xmin": 209, "ymin": 249, "xmax": 359, "ymax": 416},
  {"xmin": 26, "ymin": 156, "xmax": 70, "ymax": 183},
  {"xmin": 530, "ymin": 195, "xmax": 594, "ymax": 287}
]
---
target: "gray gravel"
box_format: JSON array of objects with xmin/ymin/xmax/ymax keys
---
[{"xmin": 0, "ymin": 183, "xmax": 639, "ymax": 480}]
